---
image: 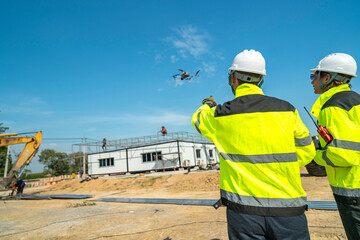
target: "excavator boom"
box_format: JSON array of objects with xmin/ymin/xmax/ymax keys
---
[{"xmin": 0, "ymin": 131, "xmax": 42, "ymax": 189}]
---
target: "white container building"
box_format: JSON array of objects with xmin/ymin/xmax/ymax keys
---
[{"xmin": 84, "ymin": 132, "xmax": 219, "ymax": 175}]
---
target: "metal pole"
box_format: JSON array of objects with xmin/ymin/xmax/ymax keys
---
[
  {"xmin": 193, "ymin": 145, "xmax": 197, "ymax": 166},
  {"xmin": 177, "ymin": 140, "xmax": 181, "ymax": 168},
  {"xmin": 202, "ymin": 143, "xmax": 209, "ymax": 166},
  {"xmin": 126, "ymin": 148, "xmax": 129, "ymax": 173},
  {"xmin": 4, "ymin": 146, "xmax": 10, "ymax": 177},
  {"xmin": 83, "ymin": 138, "xmax": 86, "ymax": 177}
]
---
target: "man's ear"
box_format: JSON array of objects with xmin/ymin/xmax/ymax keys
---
[
  {"xmin": 324, "ymin": 73, "xmax": 331, "ymax": 83},
  {"xmin": 231, "ymin": 74, "xmax": 237, "ymax": 85}
]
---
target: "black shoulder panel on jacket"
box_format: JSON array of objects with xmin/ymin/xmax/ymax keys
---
[
  {"xmin": 214, "ymin": 94, "xmax": 295, "ymax": 117},
  {"xmin": 322, "ymin": 91, "xmax": 360, "ymax": 111}
]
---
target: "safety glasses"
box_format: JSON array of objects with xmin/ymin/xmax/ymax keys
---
[{"xmin": 310, "ymin": 71, "xmax": 320, "ymax": 81}]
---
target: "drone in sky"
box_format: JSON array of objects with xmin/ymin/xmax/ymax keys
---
[{"xmin": 173, "ymin": 69, "xmax": 200, "ymax": 81}]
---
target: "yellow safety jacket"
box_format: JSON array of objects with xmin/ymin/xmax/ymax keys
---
[
  {"xmin": 311, "ymin": 84, "xmax": 360, "ymax": 197},
  {"xmin": 192, "ymin": 84, "xmax": 315, "ymax": 216}
]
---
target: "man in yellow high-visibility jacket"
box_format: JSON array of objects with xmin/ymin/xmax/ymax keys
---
[
  {"xmin": 310, "ymin": 53, "xmax": 360, "ymax": 240},
  {"xmin": 192, "ymin": 49, "xmax": 315, "ymax": 240}
]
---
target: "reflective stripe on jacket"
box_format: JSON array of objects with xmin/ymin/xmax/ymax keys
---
[
  {"xmin": 192, "ymin": 84, "xmax": 315, "ymax": 216},
  {"xmin": 311, "ymin": 84, "xmax": 360, "ymax": 197}
]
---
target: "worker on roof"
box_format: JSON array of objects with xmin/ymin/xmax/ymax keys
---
[
  {"xmin": 192, "ymin": 49, "xmax": 315, "ymax": 239},
  {"xmin": 158, "ymin": 126, "xmax": 167, "ymax": 136},
  {"xmin": 102, "ymin": 138, "xmax": 107, "ymax": 151},
  {"xmin": 310, "ymin": 53, "xmax": 360, "ymax": 240}
]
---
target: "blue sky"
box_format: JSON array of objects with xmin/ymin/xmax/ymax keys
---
[{"xmin": 1, "ymin": 1, "xmax": 360, "ymax": 173}]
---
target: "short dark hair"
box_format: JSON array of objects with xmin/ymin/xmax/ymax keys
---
[{"xmin": 319, "ymin": 71, "xmax": 330, "ymax": 78}]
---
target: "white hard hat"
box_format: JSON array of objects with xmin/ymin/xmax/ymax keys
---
[
  {"xmin": 229, "ymin": 49, "xmax": 266, "ymax": 76},
  {"xmin": 310, "ymin": 53, "xmax": 357, "ymax": 78}
]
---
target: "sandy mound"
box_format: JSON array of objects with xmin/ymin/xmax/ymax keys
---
[{"xmin": 38, "ymin": 171, "xmax": 220, "ymax": 195}]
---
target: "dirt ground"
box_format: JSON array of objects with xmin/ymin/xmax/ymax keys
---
[{"xmin": 0, "ymin": 167, "xmax": 347, "ymax": 240}]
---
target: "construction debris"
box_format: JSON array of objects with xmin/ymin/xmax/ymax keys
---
[
  {"xmin": 92, "ymin": 197, "xmax": 215, "ymax": 206},
  {"xmin": 1, "ymin": 195, "xmax": 51, "ymax": 200},
  {"xmin": 80, "ymin": 176, "xmax": 98, "ymax": 183},
  {"xmin": 1, "ymin": 194, "xmax": 93, "ymax": 200},
  {"xmin": 91, "ymin": 197, "xmax": 338, "ymax": 210}
]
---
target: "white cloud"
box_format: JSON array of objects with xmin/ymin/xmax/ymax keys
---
[
  {"xmin": 74, "ymin": 111, "xmax": 191, "ymax": 126},
  {"xmin": 1, "ymin": 96, "xmax": 54, "ymax": 116},
  {"xmin": 40, "ymin": 143, "xmax": 73, "ymax": 153},
  {"xmin": 21, "ymin": 97, "xmax": 46, "ymax": 106},
  {"xmin": 154, "ymin": 53, "xmax": 162, "ymax": 61},
  {"xmin": 3, "ymin": 106, "xmax": 54, "ymax": 115},
  {"xmin": 174, "ymin": 78, "xmax": 186, "ymax": 87},
  {"xmin": 47, "ymin": 143, "xmax": 61, "ymax": 147},
  {"xmin": 170, "ymin": 55, "xmax": 178, "ymax": 63},
  {"xmin": 202, "ymin": 62, "xmax": 216, "ymax": 74},
  {"xmin": 87, "ymin": 127, "xmax": 97, "ymax": 132},
  {"xmin": 167, "ymin": 25, "xmax": 210, "ymax": 58},
  {"xmin": 1, "ymin": 120, "xmax": 14, "ymax": 126},
  {"xmin": 138, "ymin": 112, "xmax": 190, "ymax": 126},
  {"xmin": 154, "ymin": 53, "xmax": 164, "ymax": 65}
]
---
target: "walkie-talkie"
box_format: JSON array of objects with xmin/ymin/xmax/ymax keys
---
[{"xmin": 304, "ymin": 107, "xmax": 333, "ymax": 143}]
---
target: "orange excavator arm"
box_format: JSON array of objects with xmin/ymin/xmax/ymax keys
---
[{"xmin": 0, "ymin": 131, "xmax": 42, "ymax": 189}]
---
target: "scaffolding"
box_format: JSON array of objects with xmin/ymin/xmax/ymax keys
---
[{"xmin": 72, "ymin": 131, "xmax": 211, "ymax": 155}]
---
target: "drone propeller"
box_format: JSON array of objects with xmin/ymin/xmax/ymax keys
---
[
  {"xmin": 178, "ymin": 69, "xmax": 184, "ymax": 72},
  {"xmin": 195, "ymin": 70, "xmax": 200, "ymax": 76}
]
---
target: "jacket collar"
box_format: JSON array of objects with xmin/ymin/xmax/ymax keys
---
[
  {"xmin": 235, "ymin": 83, "xmax": 264, "ymax": 98},
  {"xmin": 311, "ymin": 84, "xmax": 351, "ymax": 119}
]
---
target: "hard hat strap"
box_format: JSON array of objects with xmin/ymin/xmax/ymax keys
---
[
  {"xmin": 258, "ymin": 79, "xmax": 264, "ymax": 88},
  {"xmin": 334, "ymin": 74, "xmax": 351, "ymax": 83},
  {"xmin": 233, "ymin": 71, "xmax": 262, "ymax": 83},
  {"xmin": 228, "ymin": 73, "xmax": 236, "ymax": 95},
  {"xmin": 319, "ymin": 71, "xmax": 338, "ymax": 92},
  {"xmin": 229, "ymin": 71, "xmax": 264, "ymax": 95},
  {"xmin": 318, "ymin": 71, "xmax": 325, "ymax": 91}
]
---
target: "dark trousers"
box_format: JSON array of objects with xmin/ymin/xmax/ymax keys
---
[
  {"xmin": 226, "ymin": 208, "xmax": 310, "ymax": 240},
  {"xmin": 334, "ymin": 194, "xmax": 360, "ymax": 240}
]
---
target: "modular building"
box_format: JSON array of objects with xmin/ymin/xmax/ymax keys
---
[{"xmin": 85, "ymin": 132, "xmax": 219, "ymax": 175}]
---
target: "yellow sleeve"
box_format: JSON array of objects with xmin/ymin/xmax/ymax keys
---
[
  {"xmin": 191, "ymin": 104, "xmax": 216, "ymax": 142},
  {"xmin": 314, "ymin": 107, "xmax": 360, "ymax": 167},
  {"xmin": 293, "ymin": 109, "xmax": 316, "ymax": 167}
]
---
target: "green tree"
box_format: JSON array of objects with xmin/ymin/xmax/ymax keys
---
[
  {"xmin": 0, "ymin": 121, "xmax": 13, "ymax": 177},
  {"xmin": 0, "ymin": 121, "xmax": 9, "ymax": 134},
  {"xmin": 38, "ymin": 149, "xmax": 71, "ymax": 176},
  {"xmin": 24, "ymin": 169, "xmax": 32, "ymax": 177},
  {"xmin": 69, "ymin": 152, "xmax": 87, "ymax": 174}
]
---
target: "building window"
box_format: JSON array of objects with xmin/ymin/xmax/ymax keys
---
[
  {"xmin": 196, "ymin": 149, "xmax": 201, "ymax": 158},
  {"xmin": 142, "ymin": 153, "xmax": 151, "ymax": 162},
  {"xmin": 209, "ymin": 149, "xmax": 213, "ymax": 158},
  {"xmin": 99, "ymin": 158, "xmax": 114, "ymax": 167},
  {"xmin": 152, "ymin": 152, "xmax": 162, "ymax": 161},
  {"xmin": 142, "ymin": 151, "xmax": 162, "ymax": 163}
]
